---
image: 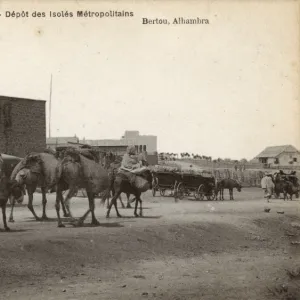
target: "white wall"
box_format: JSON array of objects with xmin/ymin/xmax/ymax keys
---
[{"xmin": 266, "ymin": 152, "xmax": 300, "ymax": 167}]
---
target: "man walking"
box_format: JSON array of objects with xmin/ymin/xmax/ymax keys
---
[{"xmin": 261, "ymin": 172, "xmax": 274, "ymax": 202}]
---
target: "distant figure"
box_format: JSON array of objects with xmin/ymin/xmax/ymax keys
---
[{"xmin": 261, "ymin": 172, "xmax": 274, "ymax": 202}]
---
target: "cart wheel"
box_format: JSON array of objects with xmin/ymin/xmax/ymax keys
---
[
  {"xmin": 176, "ymin": 182, "xmax": 184, "ymax": 200},
  {"xmin": 196, "ymin": 184, "xmax": 205, "ymax": 200},
  {"xmin": 160, "ymin": 189, "xmax": 166, "ymax": 196}
]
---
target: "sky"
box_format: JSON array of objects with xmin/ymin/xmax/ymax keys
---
[{"xmin": 0, "ymin": 0, "xmax": 299, "ymax": 160}]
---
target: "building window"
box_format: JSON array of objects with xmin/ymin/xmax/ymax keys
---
[
  {"xmin": 274, "ymin": 158, "xmax": 279, "ymax": 164},
  {"xmin": 139, "ymin": 145, "xmax": 143, "ymax": 153},
  {"xmin": 143, "ymin": 145, "xmax": 147, "ymax": 151},
  {"xmin": 294, "ymin": 158, "xmax": 298, "ymax": 162},
  {"xmin": 260, "ymin": 158, "xmax": 267, "ymax": 164}
]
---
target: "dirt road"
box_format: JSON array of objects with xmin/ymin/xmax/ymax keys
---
[{"xmin": 1, "ymin": 188, "xmax": 299, "ymax": 300}]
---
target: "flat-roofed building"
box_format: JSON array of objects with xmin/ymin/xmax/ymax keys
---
[{"xmin": 0, "ymin": 95, "xmax": 46, "ymax": 157}]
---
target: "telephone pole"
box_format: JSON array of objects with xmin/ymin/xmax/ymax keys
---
[{"xmin": 49, "ymin": 74, "xmax": 53, "ymax": 138}]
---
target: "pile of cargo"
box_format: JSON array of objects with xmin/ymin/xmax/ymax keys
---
[
  {"xmin": 151, "ymin": 165, "xmax": 181, "ymax": 173},
  {"xmin": 180, "ymin": 167, "xmax": 213, "ymax": 177},
  {"xmin": 151, "ymin": 164, "xmax": 213, "ymax": 177}
]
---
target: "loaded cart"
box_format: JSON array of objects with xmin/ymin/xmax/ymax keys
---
[
  {"xmin": 175, "ymin": 171, "xmax": 216, "ymax": 201},
  {"xmin": 152, "ymin": 171, "xmax": 181, "ymax": 197}
]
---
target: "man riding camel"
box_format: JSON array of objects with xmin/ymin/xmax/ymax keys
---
[{"xmin": 120, "ymin": 146, "xmax": 148, "ymax": 186}]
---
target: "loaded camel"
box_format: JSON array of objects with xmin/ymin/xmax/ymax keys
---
[
  {"xmin": 54, "ymin": 147, "xmax": 112, "ymax": 227},
  {"xmin": 9, "ymin": 147, "xmax": 106, "ymax": 223},
  {"xmin": 9, "ymin": 151, "xmax": 70, "ymax": 222}
]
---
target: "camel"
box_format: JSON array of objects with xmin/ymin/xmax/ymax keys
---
[
  {"xmin": 9, "ymin": 152, "xmax": 69, "ymax": 222},
  {"xmin": 105, "ymin": 168, "xmax": 153, "ymax": 218},
  {"xmin": 55, "ymin": 148, "xmax": 111, "ymax": 227},
  {"xmin": 0, "ymin": 156, "xmax": 24, "ymax": 231},
  {"xmin": 104, "ymin": 160, "xmax": 133, "ymax": 209},
  {"xmin": 103, "ymin": 153, "xmax": 150, "ymax": 210}
]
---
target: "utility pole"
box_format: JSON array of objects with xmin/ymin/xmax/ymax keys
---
[{"xmin": 49, "ymin": 74, "xmax": 53, "ymax": 138}]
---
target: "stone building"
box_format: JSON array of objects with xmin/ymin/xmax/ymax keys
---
[
  {"xmin": 46, "ymin": 131, "xmax": 158, "ymax": 165},
  {"xmin": 81, "ymin": 130, "xmax": 157, "ymax": 154},
  {"xmin": 0, "ymin": 95, "xmax": 46, "ymax": 158},
  {"xmin": 81, "ymin": 130, "xmax": 158, "ymax": 165}
]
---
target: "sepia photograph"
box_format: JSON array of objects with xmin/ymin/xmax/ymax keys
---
[{"xmin": 0, "ymin": 0, "xmax": 299, "ymax": 299}]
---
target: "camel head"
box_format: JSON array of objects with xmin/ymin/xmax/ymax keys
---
[
  {"xmin": 140, "ymin": 168, "xmax": 153, "ymax": 189},
  {"xmin": 8, "ymin": 179, "xmax": 25, "ymax": 204},
  {"xmin": 15, "ymin": 168, "xmax": 30, "ymax": 185}
]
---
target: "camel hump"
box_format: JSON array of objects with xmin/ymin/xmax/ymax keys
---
[
  {"xmin": 79, "ymin": 149, "xmax": 98, "ymax": 161},
  {"xmin": 62, "ymin": 147, "xmax": 98, "ymax": 163}
]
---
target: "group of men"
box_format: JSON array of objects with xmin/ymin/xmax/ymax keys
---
[{"xmin": 261, "ymin": 169, "xmax": 298, "ymax": 201}]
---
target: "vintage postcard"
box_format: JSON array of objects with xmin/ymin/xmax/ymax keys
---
[{"xmin": 0, "ymin": 1, "xmax": 299, "ymax": 299}]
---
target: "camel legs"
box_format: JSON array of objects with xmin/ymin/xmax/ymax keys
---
[
  {"xmin": 87, "ymin": 192, "xmax": 99, "ymax": 226},
  {"xmin": 111, "ymin": 188, "xmax": 126, "ymax": 209},
  {"xmin": 126, "ymin": 193, "xmax": 132, "ymax": 208},
  {"xmin": 134, "ymin": 196, "xmax": 139, "ymax": 217},
  {"xmin": 27, "ymin": 191, "xmax": 41, "ymax": 221},
  {"xmin": 119, "ymin": 195, "xmax": 126, "ymax": 209},
  {"xmin": 60, "ymin": 194, "xmax": 69, "ymax": 218},
  {"xmin": 41, "ymin": 187, "xmax": 49, "ymax": 220},
  {"xmin": 106, "ymin": 191, "xmax": 122, "ymax": 218},
  {"xmin": 230, "ymin": 189, "xmax": 234, "ymax": 200},
  {"xmin": 138, "ymin": 196, "xmax": 143, "ymax": 217},
  {"xmin": 55, "ymin": 186, "xmax": 65, "ymax": 228},
  {"xmin": 63, "ymin": 186, "xmax": 78, "ymax": 220},
  {"xmin": 8, "ymin": 196, "xmax": 15, "ymax": 223},
  {"xmin": 1, "ymin": 201, "xmax": 10, "ymax": 231},
  {"xmin": 133, "ymin": 193, "xmax": 142, "ymax": 217}
]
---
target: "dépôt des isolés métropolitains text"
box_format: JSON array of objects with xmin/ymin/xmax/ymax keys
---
[{"xmin": 3, "ymin": 10, "xmax": 134, "ymax": 18}]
